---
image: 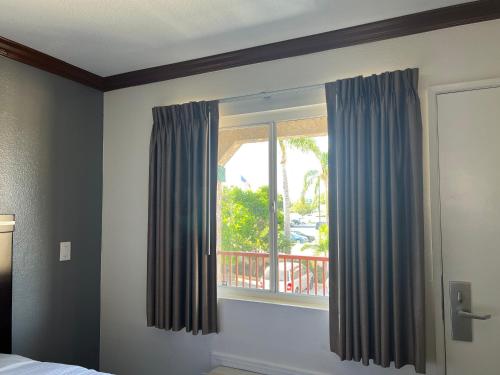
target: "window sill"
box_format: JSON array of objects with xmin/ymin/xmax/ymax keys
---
[{"xmin": 217, "ymin": 286, "xmax": 329, "ymax": 311}]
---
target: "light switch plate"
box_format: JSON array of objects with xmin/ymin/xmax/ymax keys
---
[{"xmin": 59, "ymin": 242, "xmax": 71, "ymax": 261}]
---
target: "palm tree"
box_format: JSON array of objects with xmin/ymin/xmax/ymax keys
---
[
  {"xmin": 278, "ymin": 139, "xmax": 291, "ymax": 242},
  {"xmin": 286, "ymin": 137, "xmax": 328, "ymax": 220},
  {"xmin": 300, "ymin": 170, "xmax": 320, "ymax": 205},
  {"xmin": 278, "ymin": 136, "xmax": 328, "ymax": 250}
]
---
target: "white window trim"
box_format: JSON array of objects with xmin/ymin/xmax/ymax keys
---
[
  {"xmin": 217, "ymin": 88, "xmax": 329, "ymax": 308},
  {"xmin": 218, "ymin": 285, "xmax": 329, "ymax": 311}
]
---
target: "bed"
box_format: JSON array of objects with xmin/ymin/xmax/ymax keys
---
[
  {"xmin": 0, "ymin": 216, "xmax": 109, "ymax": 374},
  {"xmin": 208, "ymin": 367, "xmax": 261, "ymax": 375},
  {"xmin": 0, "ymin": 354, "xmax": 109, "ymax": 374}
]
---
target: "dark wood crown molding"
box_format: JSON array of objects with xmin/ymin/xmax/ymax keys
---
[
  {"xmin": 1, "ymin": 1, "xmax": 500, "ymax": 92},
  {"xmin": 0, "ymin": 36, "xmax": 104, "ymax": 91},
  {"xmin": 103, "ymin": 1, "xmax": 500, "ymax": 91}
]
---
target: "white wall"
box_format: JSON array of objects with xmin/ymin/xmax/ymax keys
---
[{"xmin": 101, "ymin": 19, "xmax": 500, "ymax": 375}]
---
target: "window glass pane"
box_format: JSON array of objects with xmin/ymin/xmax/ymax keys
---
[
  {"xmin": 276, "ymin": 117, "xmax": 329, "ymax": 296},
  {"xmin": 217, "ymin": 125, "xmax": 270, "ymax": 290}
]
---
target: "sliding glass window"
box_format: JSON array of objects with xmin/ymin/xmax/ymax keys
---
[{"xmin": 217, "ymin": 117, "xmax": 329, "ymax": 297}]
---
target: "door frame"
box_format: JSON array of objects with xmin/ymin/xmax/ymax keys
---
[{"xmin": 428, "ymin": 78, "xmax": 500, "ymax": 375}]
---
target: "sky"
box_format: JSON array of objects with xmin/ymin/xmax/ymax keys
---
[{"xmin": 223, "ymin": 136, "xmax": 328, "ymax": 203}]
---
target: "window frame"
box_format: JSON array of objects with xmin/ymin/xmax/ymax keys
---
[{"xmin": 217, "ymin": 93, "xmax": 329, "ymax": 308}]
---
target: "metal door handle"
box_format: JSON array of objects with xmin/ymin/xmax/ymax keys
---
[
  {"xmin": 450, "ymin": 281, "xmax": 492, "ymax": 341},
  {"xmin": 458, "ymin": 310, "xmax": 492, "ymax": 320}
]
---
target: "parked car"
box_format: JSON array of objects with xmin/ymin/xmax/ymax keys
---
[
  {"xmin": 290, "ymin": 231, "xmax": 308, "ymax": 243},
  {"xmin": 302, "ymin": 214, "xmax": 317, "ymax": 224},
  {"xmin": 261, "ymin": 262, "xmax": 314, "ymax": 293},
  {"xmin": 290, "ymin": 213, "xmax": 305, "ymax": 226},
  {"xmin": 291, "ymin": 230, "xmax": 314, "ymax": 242},
  {"xmin": 303, "ymin": 214, "xmax": 327, "ymax": 225}
]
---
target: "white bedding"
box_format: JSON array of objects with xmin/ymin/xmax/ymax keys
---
[{"xmin": 0, "ymin": 354, "xmax": 110, "ymax": 375}]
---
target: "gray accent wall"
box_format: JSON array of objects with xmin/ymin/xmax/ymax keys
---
[{"xmin": 0, "ymin": 56, "xmax": 103, "ymax": 369}]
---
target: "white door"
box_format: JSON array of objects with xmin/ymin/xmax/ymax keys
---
[{"xmin": 437, "ymin": 85, "xmax": 500, "ymax": 375}]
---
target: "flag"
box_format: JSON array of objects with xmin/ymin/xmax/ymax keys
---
[{"xmin": 240, "ymin": 175, "xmax": 251, "ymax": 189}]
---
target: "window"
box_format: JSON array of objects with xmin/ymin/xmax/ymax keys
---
[{"xmin": 216, "ymin": 115, "xmax": 329, "ymax": 298}]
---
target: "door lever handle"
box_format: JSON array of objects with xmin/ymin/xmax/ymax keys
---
[{"xmin": 458, "ymin": 310, "xmax": 492, "ymax": 320}]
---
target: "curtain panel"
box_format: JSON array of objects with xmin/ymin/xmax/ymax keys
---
[
  {"xmin": 326, "ymin": 69, "xmax": 425, "ymax": 373},
  {"xmin": 147, "ymin": 100, "xmax": 219, "ymax": 334}
]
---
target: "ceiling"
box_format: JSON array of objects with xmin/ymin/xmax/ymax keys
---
[{"xmin": 0, "ymin": 0, "xmax": 472, "ymax": 77}]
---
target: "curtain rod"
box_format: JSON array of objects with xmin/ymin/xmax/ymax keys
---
[{"xmin": 218, "ymin": 82, "xmax": 325, "ymax": 104}]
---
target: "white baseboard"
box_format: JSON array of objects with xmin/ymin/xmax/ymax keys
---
[{"xmin": 210, "ymin": 352, "xmax": 329, "ymax": 375}]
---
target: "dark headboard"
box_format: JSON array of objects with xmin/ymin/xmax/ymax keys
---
[{"xmin": 0, "ymin": 214, "xmax": 14, "ymax": 354}]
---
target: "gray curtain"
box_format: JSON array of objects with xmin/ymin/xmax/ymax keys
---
[
  {"xmin": 326, "ymin": 69, "xmax": 425, "ymax": 373},
  {"xmin": 147, "ymin": 100, "xmax": 219, "ymax": 334}
]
